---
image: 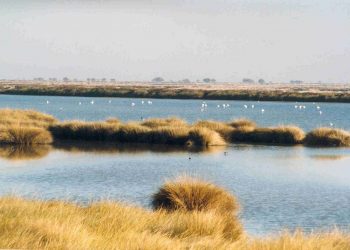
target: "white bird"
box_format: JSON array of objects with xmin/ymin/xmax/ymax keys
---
[
  {"xmin": 319, "ymin": 111, "xmax": 322, "ymax": 115},
  {"xmin": 226, "ymin": 104, "xmax": 230, "ymax": 107},
  {"xmin": 141, "ymin": 100, "xmax": 145, "ymax": 104},
  {"xmin": 303, "ymin": 106, "xmax": 306, "ymax": 109},
  {"xmin": 201, "ymin": 103, "xmax": 205, "ymax": 108},
  {"xmin": 244, "ymin": 105, "xmax": 248, "ymax": 109},
  {"xmin": 217, "ymin": 105, "xmax": 220, "ymax": 108},
  {"xmin": 294, "ymin": 105, "xmax": 298, "ymax": 109},
  {"xmin": 46, "ymin": 100, "xmax": 50, "ymax": 104},
  {"xmin": 131, "ymin": 102, "xmax": 135, "ymax": 106},
  {"xmin": 148, "ymin": 101, "xmax": 152, "ymax": 105},
  {"xmin": 251, "ymin": 104, "xmax": 254, "ymax": 108},
  {"xmin": 299, "ymin": 105, "xmax": 302, "ymax": 109},
  {"xmin": 90, "ymin": 100, "xmax": 94, "ymax": 105},
  {"xmin": 78, "ymin": 102, "xmax": 82, "ymax": 105},
  {"xmin": 222, "ymin": 104, "xmax": 226, "ymax": 108},
  {"xmin": 317, "ymin": 106, "xmax": 320, "ymax": 110},
  {"xmin": 108, "ymin": 100, "xmax": 112, "ymax": 104},
  {"xmin": 330, "ymin": 122, "xmax": 333, "ymax": 126},
  {"xmin": 261, "ymin": 109, "xmax": 265, "ymax": 113}
]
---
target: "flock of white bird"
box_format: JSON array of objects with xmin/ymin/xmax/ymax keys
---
[{"xmin": 44, "ymin": 98, "xmax": 334, "ymax": 127}]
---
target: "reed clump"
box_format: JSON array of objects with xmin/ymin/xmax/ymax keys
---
[
  {"xmin": 194, "ymin": 120, "xmax": 234, "ymax": 140},
  {"xmin": 0, "ymin": 109, "xmax": 57, "ymax": 128},
  {"xmin": 231, "ymin": 126, "xmax": 305, "ymax": 145},
  {"xmin": 229, "ymin": 118, "xmax": 256, "ymax": 130},
  {"xmin": 0, "ymin": 126, "xmax": 53, "ymax": 145},
  {"xmin": 141, "ymin": 117, "xmax": 188, "ymax": 128},
  {"xmin": 152, "ymin": 177, "xmax": 239, "ymax": 214},
  {"xmin": 49, "ymin": 121, "xmax": 119, "ymax": 141},
  {"xmin": 304, "ymin": 128, "xmax": 350, "ymax": 147},
  {"xmin": 188, "ymin": 127, "xmax": 226, "ymax": 146}
]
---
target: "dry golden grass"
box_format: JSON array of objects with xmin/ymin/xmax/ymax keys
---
[
  {"xmin": 304, "ymin": 128, "xmax": 350, "ymax": 147},
  {"xmin": 0, "ymin": 126, "xmax": 53, "ymax": 145},
  {"xmin": 0, "ymin": 109, "xmax": 57, "ymax": 128},
  {"xmin": 0, "ymin": 195, "xmax": 349, "ymax": 249},
  {"xmin": 188, "ymin": 127, "xmax": 227, "ymax": 146},
  {"xmin": 194, "ymin": 120, "xmax": 234, "ymax": 140},
  {"xmin": 49, "ymin": 121, "xmax": 119, "ymax": 141},
  {"xmin": 152, "ymin": 176, "xmax": 239, "ymax": 215},
  {"xmin": 141, "ymin": 117, "xmax": 188, "ymax": 128},
  {"xmin": 231, "ymin": 126, "xmax": 305, "ymax": 145},
  {"xmin": 229, "ymin": 118, "xmax": 257, "ymax": 129},
  {"xmin": 1, "ymin": 109, "xmax": 349, "ymax": 147}
]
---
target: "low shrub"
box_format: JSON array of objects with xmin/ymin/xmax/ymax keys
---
[
  {"xmin": 188, "ymin": 127, "xmax": 226, "ymax": 146},
  {"xmin": 152, "ymin": 176, "xmax": 238, "ymax": 214},
  {"xmin": 0, "ymin": 126, "xmax": 53, "ymax": 145},
  {"xmin": 304, "ymin": 128, "xmax": 350, "ymax": 147}
]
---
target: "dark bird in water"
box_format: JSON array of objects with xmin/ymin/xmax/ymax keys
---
[{"xmin": 224, "ymin": 152, "xmax": 228, "ymax": 156}]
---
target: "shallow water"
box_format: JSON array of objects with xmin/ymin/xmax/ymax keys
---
[
  {"xmin": 0, "ymin": 144, "xmax": 349, "ymax": 235},
  {"xmin": 0, "ymin": 94, "xmax": 349, "ymax": 131},
  {"xmin": 0, "ymin": 94, "xmax": 350, "ymax": 235}
]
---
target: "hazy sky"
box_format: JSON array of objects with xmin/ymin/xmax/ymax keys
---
[{"xmin": 1, "ymin": 0, "xmax": 350, "ymax": 82}]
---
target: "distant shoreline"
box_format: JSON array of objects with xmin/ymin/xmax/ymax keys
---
[{"xmin": 1, "ymin": 81, "xmax": 350, "ymax": 103}]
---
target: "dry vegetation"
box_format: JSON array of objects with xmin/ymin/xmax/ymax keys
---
[
  {"xmin": 0, "ymin": 109, "xmax": 349, "ymax": 147},
  {"xmin": 304, "ymin": 128, "xmax": 350, "ymax": 147},
  {"xmin": 1, "ymin": 81, "xmax": 350, "ymax": 103},
  {"xmin": 0, "ymin": 177, "xmax": 349, "ymax": 249}
]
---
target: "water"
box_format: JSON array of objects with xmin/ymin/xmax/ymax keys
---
[
  {"xmin": 0, "ymin": 94, "xmax": 349, "ymax": 131},
  {"xmin": 0, "ymin": 94, "xmax": 350, "ymax": 235}
]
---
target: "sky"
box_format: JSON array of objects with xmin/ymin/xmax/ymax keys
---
[{"xmin": 1, "ymin": 0, "xmax": 350, "ymax": 83}]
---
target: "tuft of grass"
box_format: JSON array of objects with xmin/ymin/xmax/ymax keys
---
[
  {"xmin": 152, "ymin": 176, "xmax": 238, "ymax": 214},
  {"xmin": 188, "ymin": 127, "xmax": 226, "ymax": 146},
  {"xmin": 114, "ymin": 123, "xmax": 151, "ymax": 143},
  {"xmin": 49, "ymin": 121, "xmax": 119, "ymax": 141},
  {"xmin": 229, "ymin": 118, "xmax": 256, "ymax": 129},
  {"xmin": 141, "ymin": 117, "xmax": 188, "ymax": 128},
  {"xmin": 231, "ymin": 126, "xmax": 305, "ymax": 145},
  {"xmin": 194, "ymin": 120, "xmax": 233, "ymax": 140},
  {"xmin": 304, "ymin": 128, "xmax": 350, "ymax": 147},
  {"xmin": 0, "ymin": 109, "xmax": 57, "ymax": 128},
  {"xmin": 147, "ymin": 127, "xmax": 189, "ymax": 145},
  {"xmin": 0, "ymin": 126, "xmax": 53, "ymax": 145}
]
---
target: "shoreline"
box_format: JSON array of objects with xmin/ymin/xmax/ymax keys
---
[{"xmin": 1, "ymin": 81, "xmax": 350, "ymax": 103}]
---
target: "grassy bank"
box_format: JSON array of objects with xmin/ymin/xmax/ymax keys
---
[
  {"xmin": 1, "ymin": 81, "xmax": 350, "ymax": 103},
  {"xmin": 0, "ymin": 177, "xmax": 349, "ymax": 249},
  {"xmin": 1, "ymin": 109, "xmax": 350, "ymax": 147}
]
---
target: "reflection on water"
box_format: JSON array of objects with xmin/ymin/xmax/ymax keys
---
[
  {"xmin": 0, "ymin": 143, "xmax": 226, "ymax": 161},
  {"xmin": 0, "ymin": 145, "xmax": 51, "ymax": 161}
]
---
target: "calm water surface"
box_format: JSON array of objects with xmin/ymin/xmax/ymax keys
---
[
  {"xmin": 0, "ymin": 95, "xmax": 349, "ymax": 235},
  {"xmin": 0, "ymin": 94, "xmax": 349, "ymax": 130}
]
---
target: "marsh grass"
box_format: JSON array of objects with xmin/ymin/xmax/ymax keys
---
[
  {"xmin": 0, "ymin": 109, "xmax": 349, "ymax": 147},
  {"xmin": 0, "ymin": 109, "xmax": 57, "ymax": 128},
  {"xmin": 0, "ymin": 180, "xmax": 349, "ymax": 249},
  {"xmin": 49, "ymin": 121, "xmax": 120, "ymax": 141},
  {"xmin": 152, "ymin": 176, "xmax": 239, "ymax": 214},
  {"xmin": 141, "ymin": 117, "xmax": 188, "ymax": 128},
  {"xmin": 304, "ymin": 128, "xmax": 350, "ymax": 147},
  {"xmin": 188, "ymin": 127, "xmax": 227, "ymax": 146},
  {"xmin": 231, "ymin": 126, "xmax": 305, "ymax": 145},
  {"xmin": 0, "ymin": 126, "xmax": 53, "ymax": 145}
]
